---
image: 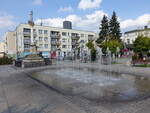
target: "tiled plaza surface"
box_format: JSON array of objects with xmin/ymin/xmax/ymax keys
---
[{"xmin": 0, "ymin": 64, "xmax": 150, "ymax": 113}]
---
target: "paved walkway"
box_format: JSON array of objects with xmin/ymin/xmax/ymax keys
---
[
  {"xmin": 0, "ymin": 65, "xmax": 86, "ymax": 113},
  {"xmin": 0, "ymin": 65, "xmax": 150, "ymax": 113}
]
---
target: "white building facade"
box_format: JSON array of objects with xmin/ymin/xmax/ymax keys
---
[
  {"xmin": 0, "ymin": 42, "xmax": 5, "ymax": 58},
  {"xmin": 4, "ymin": 31, "xmax": 17, "ymax": 57},
  {"xmin": 14, "ymin": 23, "xmax": 97, "ymax": 58},
  {"xmin": 123, "ymin": 27, "xmax": 150, "ymax": 45}
]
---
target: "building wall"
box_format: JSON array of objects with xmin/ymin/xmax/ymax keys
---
[
  {"xmin": 0, "ymin": 42, "xmax": 5, "ymax": 58},
  {"xmin": 16, "ymin": 24, "xmax": 97, "ymax": 58},
  {"xmin": 5, "ymin": 31, "xmax": 17, "ymax": 56},
  {"xmin": 123, "ymin": 28, "xmax": 150, "ymax": 44}
]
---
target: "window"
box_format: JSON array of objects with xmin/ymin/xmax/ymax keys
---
[
  {"xmin": 38, "ymin": 29, "xmax": 43, "ymax": 34},
  {"xmin": 24, "ymin": 44, "xmax": 30, "ymax": 49},
  {"xmin": 33, "ymin": 29, "xmax": 36, "ymax": 32},
  {"xmin": 39, "ymin": 44, "xmax": 43, "ymax": 48},
  {"xmin": 39, "ymin": 37, "xmax": 43, "ymax": 41},
  {"xmin": 88, "ymin": 35, "xmax": 94, "ymax": 40},
  {"xmin": 44, "ymin": 37, "xmax": 48, "ymax": 41},
  {"xmin": 80, "ymin": 40, "xmax": 84, "ymax": 43},
  {"xmin": 44, "ymin": 44, "xmax": 48, "ymax": 48},
  {"xmin": 44, "ymin": 30, "xmax": 48, "ymax": 34},
  {"xmin": 24, "ymin": 39, "xmax": 30, "ymax": 44},
  {"xmin": 88, "ymin": 35, "xmax": 94, "ymax": 38},
  {"xmin": 81, "ymin": 34, "xmax": 84, "ymax": 37},
  {"xmin": 33, "ymin": 36, "xmax": 36, "ymax": 41},
  {"xmin": 51, "ymin": 46, "xmax": 57, "ymax": 51},
  {"xmin": 71, "ymin": 33, "xmax": 78, "ymax": 37},
  {"xmin": 23, "ymin": 28, "xmax": 31, "ymax": 33},
  {"xmin": 51, "ymin": 39, "xmax": 56, "ymax": 42},
  {"xmin": 62, "ymin": 38, "xmax": 66, "ymax": 43},
  {"xmin": 62, "ymin": 45, "xmax": 67, "ymax": 48},
  {"xmin": 127, "ymin": 39, "xmax": 130, "ymax": 44},
  {"xmin": 62, "ymin": 32, "xmax": 67, "ymax": 36}
]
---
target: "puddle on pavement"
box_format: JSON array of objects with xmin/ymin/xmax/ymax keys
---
[{"xmin": 32, "ymin": 67, "xmax": 150, "ymax": 102}]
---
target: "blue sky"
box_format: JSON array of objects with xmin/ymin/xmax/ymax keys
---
[{"xmin": 0, "ymin": 0, "xmax": 150, "ymax": 40}]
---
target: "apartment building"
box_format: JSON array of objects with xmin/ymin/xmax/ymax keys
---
[
  {"xmin": 4, "ymin": 11, "xmax": 97, "ymax": 59},
  {"xmin": 13, "ymin": 23, "xmax": 97, "ymax": 58},
  {"xmin": 123, "ymin": 26, "xmax": 150, "ymax": 45},
  {"xmin": 4, "ymin": 31, "xmax": 17, "ymax": 57}
]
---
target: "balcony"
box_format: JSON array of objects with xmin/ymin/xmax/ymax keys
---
[
  {"xmin": 23, "ymin": 32, "xmax": 31, "ymax": 36},
  {"xmin": 50, "ymin": 33, "xmax": 61, "ymax": 39},
  {"xmin": 24, "ymin": 38, "xmax": 31, "ymax": 44},
  {"xmin": 71, "ymin": 40, "xmax": 79, "ymax": 45},
  {"xmin": 24, "ymin": 40, "xmax": 31, "ymax": 44},
  {"xmin": 33, "ymin": 32, "xmax": 37, "ymax": 37},
  {"xmin": 71, "ymin": 35, "xmax": 80, "ymax": 40},
  {"xmin": 51, "ymin": 41, "xmax": 56, "ymax": 45},
  {"xmin": 88, "ymin": 35, "xmax": 94, "ymax": 40},
  {"xmin": 51, "ymin": 46, "xmax": 57, "ymax": 51}
]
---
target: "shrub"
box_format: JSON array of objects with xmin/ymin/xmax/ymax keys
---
[
  {"xmin": 132, "ymin": 54, "xmax": 138, "ymax": 61},
  {"xmin": 0, "ymin": 56, "xmax": 13, "ymax": 65}
]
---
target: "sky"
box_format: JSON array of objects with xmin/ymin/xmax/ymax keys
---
[{"xmin": 0, "ymin": 0, "xmax": 150, "ymax": 41}]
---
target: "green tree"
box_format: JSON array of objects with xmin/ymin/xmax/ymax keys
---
[
  {"xmin": 86, "ymin": 41, "xmax": 97, "ymax": 61},
  {"xmin": 109, "ymin": 11, "xmax": 121, "ymax": 41},
  {"xmin": 86, "ymin": 40, "xmax": 94, "ymax": 49},
  {"xmin": 101, "ymin": 40, "xmax": 123, "ymax": 54},
  {"xmin": 133, "ymin": 35, "xmax": 150, "ymax": 54},
  {"xmin": 97, "ymin": 15, "xmax": 109, "ymax": 44}
]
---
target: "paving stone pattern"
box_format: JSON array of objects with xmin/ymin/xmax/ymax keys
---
[{"xmin": 0, "ymin": 65, "xmax": 150, "ymax": 113}]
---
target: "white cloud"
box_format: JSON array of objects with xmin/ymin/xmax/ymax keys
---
[
  {"xmin": 0, "ymin": 13, "xmax": 16, "ymax": 40},
  {"xmin": 35, "ymin": 10, "xmax": 107, "ymax": 32},
  {"xmin": 33, "ymin": 0, "xmax": 43, "ymax": 5},
  {"xmin": 0, "ymin": 15, "xmax": 15, "ymax": 29},
  {"xmin": 78, "ymin": 0, "xmax": 102, "ymax": 10},
  {"xmin": 121, "ymin": 14, "xmax": 150, "ymax": 29},
  {"xmin": 58, "ymin": 6, "xmax": 74, "ymax": 13},
  {"xmin": 35, "ymin": 18, "xmax": 64, "ymax": 28}
]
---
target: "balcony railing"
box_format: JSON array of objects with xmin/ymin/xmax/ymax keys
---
[
  {"xmin": 50, "ymin": 33, "xmax": 61, "ymax": 39},
  {"xmin": 23, "ymin": 32, "xmax": 31, "ymax": 36},
  {"xmin": 24, "ymin": 41, "xmax": 31, "ymax": 44},
  {"xmin": 71, "ymin": 41, "xmax": 79, "ymax": 45},
  {"xmin": 71, "ymin": 35, "xmax": 80, "ymax": 40},
  {"xmin": 51, "ymin": 41, "xmax": 57, "ymax": 45},
  {"xmin": 33, "ymin": 32, "xmax": 37, "ymax": 37}
]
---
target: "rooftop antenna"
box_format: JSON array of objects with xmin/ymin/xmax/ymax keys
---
[
  {"xmin": 40, "ymin": 18, "xmax": 43, "ymax": 26},
  {"xmin": 28, "ymin": 10, "xmax": 34, "ymax": 26},
  {"xmin": 148, "ymin": 20, "xmax": 150, "ymax": 27}
]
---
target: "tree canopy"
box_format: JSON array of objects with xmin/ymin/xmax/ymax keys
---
[
  {"xmin": 133, "ymin": 35, "xmax": 150, "ymax": 54},
  {"xmin": 86, "ymin": 40, "xmax": 95, "ymax": 50},
  {"xmin": 96, "ymin": 11, "xmax": 121, "ymax": 44},
  {"xmin": 109, "ymin": 11, "xmax": 121, "ymax": 41},
  {"xmin": 97, "ymin": 15, "xmax": 109, "ymax": 43},
  {"xmin": 101, "ymin": 39, "xmax": 123, "ymax": 54}
]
